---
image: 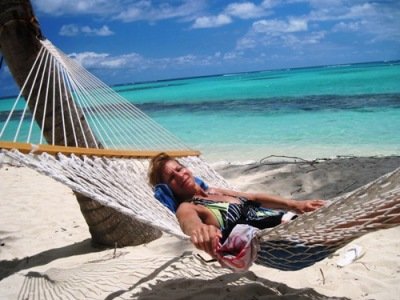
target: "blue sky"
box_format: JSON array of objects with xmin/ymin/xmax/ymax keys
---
[{"xmin": 1, "ymin": 0, "xmax": 400, "ymax": 97}]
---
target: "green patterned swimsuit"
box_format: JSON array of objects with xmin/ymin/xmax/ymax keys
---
[{"xmin": 191, "ymin": 197, "xmax": 284, "ymax": 242}]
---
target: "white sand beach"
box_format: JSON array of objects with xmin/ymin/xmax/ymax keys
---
[{"xmin": 1, "ymin": 156, "xmax": 400, "ymax": 299}]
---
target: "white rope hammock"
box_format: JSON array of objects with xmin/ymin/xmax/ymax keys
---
[
  {"xmin": 0, "ymin": 39, "xmax": 191, "ymax": 151},
  {"xmin": 1, "ymin": 40, "xmax": 399, "ymax": 271}
]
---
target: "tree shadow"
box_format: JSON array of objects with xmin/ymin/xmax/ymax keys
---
[
  {"xmin": 15, "ymin": 252, "xmax": 348, "ymax": 300},
  {"xmin": 0, "ymin": 238, "xmax": 102, "ymax": 281},
  {"xmin": 130, "ymin": 272, "xmax": 349, "ymax": 300}
]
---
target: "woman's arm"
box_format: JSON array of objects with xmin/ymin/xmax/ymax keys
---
[
  {"xmin": 210, "ymin": 187, "xmax": 325, "ymax": 214},
  {"xmin": 176, "ymin": 202, "xmax": 222, "ymax": 256},
  {"xmin": 249, "ymin": 192, "xmax": 325, "ymax": 213}
]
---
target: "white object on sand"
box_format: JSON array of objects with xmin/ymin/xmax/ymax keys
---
[{"xmin": 336, "ymin": 245, "xmax": 364, "ymax": 267}]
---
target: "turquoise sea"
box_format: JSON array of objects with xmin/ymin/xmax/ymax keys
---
[{"xmin": 1, "ymin": 61, "xmax": 400, "ymax": 163}]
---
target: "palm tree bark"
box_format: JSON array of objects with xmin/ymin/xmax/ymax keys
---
[{"xmin": 0, "ymin": 0, "xmax": 162, "ymax": 247}]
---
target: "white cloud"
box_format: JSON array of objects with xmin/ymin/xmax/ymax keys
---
[
  {"xmin": 332, "ymin": 21, "xmax": 364, "ymax": 32},
  {"xmin": 115, "ymin": 6, "xmax": 142, "ymax": 22},
  {"xmin": 81, "ymin": 25, "xmax": 114, "ymax": 36},
  {"xmin": 224, "ymin": 2, "xmax": 267, "ymax": 19},
  {"xmin": 307, "ymin": 2, "xmax": 400, "ymax": 42},
  {"xmin": 60, "ymin": 24, "xmax": 114, "ymax": 36},
  {"xmin": 235, "ymin": 0, "xmax": 400, "ymax": 53},
  {"xmin": 345, "ymin": 3, "xmax": 377, "ymax": 18},
  {"xmin": 68, "ymin": 52, "xmax": 143, "ymax": 70},
  {"xmin": 100, "ymin": 53, "xmax": 144, "ymax": 68},
  {"xmin": 223, "ymin": 51, "xmax": 239, "ymax": 60},
  {"xmin": 253, "ymin": 18, "xmax": 308, "ymax": 34},
  {"xmin": 192, "ymin": 14, "xmax": 232, "ymax": 29},
  {"xmin": 261, "ymin": 0, "xmax": 281, "ymax": 9},
  {"xmin": 34, "ymin": 0, "xmax": 207, "ymax": 23},
  {"xmin": 237, "ymin": 27, "xmax": 326, "ymax": 51},
  {"xmin": 67, "ymin": 50, "xmax": 225, "ymax": 71},
  {"xmin": 175, "ymin": 55, "xmax": 197, "ymax": 65},
  {"xmin": 236, "ymin": 36, "xmax": 258, "ymax": 49},
  {"xmin": 191, "ymin": 1, "xmax": 274, "ymax": 29},
  {"xmin": 307, "ymin": 2, "xmax": 373, "ymax": 22},
  {"xmin": 59, "ymin": 24, "xmax": 80, "ymax": 36},
  {"xmin": 114, "ymin": 1, "xmax": 206, "ymax": 22},
  {"xmin": 33, "ymin": 0, "xmax": 117, "ymax": 16},
  {"xmin": 236, "ymin": 13, "xmax": 326, "ymax": 51},
  {"xmin": 281, "ymin": 31, "xmax": 326, "ymax": 47},
  {"xmin": 68, "ymin": 52, "xmax": 110, "ymax": 68},
  {"xmin": 307, "ymin": 1, "xmax": 395, "ymax": 26}
]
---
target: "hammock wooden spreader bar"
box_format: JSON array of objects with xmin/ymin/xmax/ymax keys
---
[{"xmin": 0, "ymin": 141, "xmax": 200, "ymax": 158}]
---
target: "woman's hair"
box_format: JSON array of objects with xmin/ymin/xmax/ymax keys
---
[{"xmin": 148, "ymin": 152, "xmax": 176, "ymax": 186}]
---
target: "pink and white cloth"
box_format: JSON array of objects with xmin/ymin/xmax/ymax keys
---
[{"xmin": 216, "ymin": 224, "xmax": 260, "ymax": 272}]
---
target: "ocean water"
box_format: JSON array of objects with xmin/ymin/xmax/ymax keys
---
[{"xmin": 1, "ymin": 61, "xmax": 400, "ymax": 163}]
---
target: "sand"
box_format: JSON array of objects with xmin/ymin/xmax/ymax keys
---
[{"xmin": 1, "ymin": 155, "xmax": 400, "ymax": 299}]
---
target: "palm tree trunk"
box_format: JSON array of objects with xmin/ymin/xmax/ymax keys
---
[{"xmin": 0, "ymin": 0, "xmax": 162, "ymax": 247}]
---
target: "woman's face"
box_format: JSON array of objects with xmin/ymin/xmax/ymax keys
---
[{"xmin": 161, "ymin": 160, "xmax": 197, "ymax": 200}]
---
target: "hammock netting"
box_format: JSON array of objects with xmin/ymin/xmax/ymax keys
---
[
  {"xmin": 0, "ymin": 39, "xmax": 191, "ymax": 152},
  {"xmin": 1, "ymin": 39, "xmax": 399, "ymax": 271}
]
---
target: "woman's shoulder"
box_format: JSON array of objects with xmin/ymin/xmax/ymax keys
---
[{"xmin": 176, "ymin": 201, "xmax": 211, "ymax": 215}]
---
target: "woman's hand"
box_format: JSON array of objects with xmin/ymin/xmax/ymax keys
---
[
  {"xmin": 293, "ymin": 199, "xmax": 326, "ymax": 214},
  {"xmin": 176, "ymin": 202, "xmax": 223, "ymax": 257},
  {"xmin": 190, "ymin": 224, "xmax": 222, "ymax": 257}
]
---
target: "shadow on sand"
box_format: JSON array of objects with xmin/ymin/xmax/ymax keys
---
[
  {"xmin": 0, "ymin": 238, "xmax": 102, "ymax": 281},
  {"xmin": 15, "ymin": 252, "xmax": 348, "ymax": 300}
]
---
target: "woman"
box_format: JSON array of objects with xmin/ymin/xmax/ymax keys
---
[{"xmin": 148, "ymin": 153, "xmax": 325, "ymax": 257}]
